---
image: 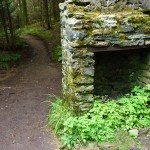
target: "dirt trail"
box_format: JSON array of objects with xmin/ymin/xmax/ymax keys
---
[{"xmin": 0, "ymin": 35, "xmax": 62, "ymax": 150}]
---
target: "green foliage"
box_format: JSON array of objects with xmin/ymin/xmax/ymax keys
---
[
  {"xmin": 15, "ymin": 36, "xmax": 29, "ymax": 49},
  {"xmin": 0, "ymin": 53, "xmax": 21, "ymax": 69},
  {"xmin": 48, "ymin": 85, "xmax": 150, "ymax": 149},
  {"xmin": 54, "ymin": 45, "xmax": 62, "ymax": 62},
  {"xmin": 16, "ymin": 26, "xmax": 53, "ymax": 40},
  {"xmin": 48, "ymin": 96, "xmax": 72, "ymax": 134},
  {"xmin": 17, "ymin": 27, "xmax": 41, "ymax": 35},
  {"xmin": 0, "ymin": 31, "xmax": 5, "ymax": 38},
  {"xmin": 50, "ymin": 45, "xmax": 62, "ymax": 62}
]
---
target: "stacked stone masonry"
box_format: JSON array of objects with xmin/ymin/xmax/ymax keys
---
[{"xmin": 60, "ymin": 0, "xmax": 150, "ymax": 112}]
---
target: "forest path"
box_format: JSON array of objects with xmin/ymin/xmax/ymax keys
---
[{"xmin": 0, "ymin": 35, "xmax": 62, "ymax": 150}]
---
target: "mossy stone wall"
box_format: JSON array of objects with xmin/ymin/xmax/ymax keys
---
[{"xmin": 60, "ymin": 0, "xmax": 150, "ymax": 112}]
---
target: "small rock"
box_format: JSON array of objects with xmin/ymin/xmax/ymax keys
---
[
  {"xmin": 120, "ymin": 25, "xmax": 134, "ymax": 33},
  {"xmin": 145, "ymin": 40, "xmax": 150, "ymax": 45},
  {"xmin": 128, "ymin": 34, "xmax": 150, "ymax": 39},
  {"xmin": 59, "ymin": 3, "xmax": 67, "ymax": 11},
  {"xmin": 129, "ymin": 129, "xmax": 139, "ymax": 138},
  {"xmin": 66, "ymin": 29, "xmax": 87, "ymax": 41},
  {"xmin": 74, "ymin": 12, "xmax": 85, "ymax": 19},
  {"xmin": 94, "ymin": 35, "xmax": 119, "ymax": 41},
  {"xmin": 142, "ymin": 147, "xmax": 149, "ymax": 150}
]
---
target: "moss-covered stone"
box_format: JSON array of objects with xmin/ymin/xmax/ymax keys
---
[
  {"xmin": 143, "ymin": 27, "xmax": 150, "ymax": 34},
  {"xmin": 60, "ymin": 1, "xmax": 150, "ymax": 113}
]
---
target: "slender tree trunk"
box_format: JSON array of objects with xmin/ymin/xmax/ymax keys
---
[
  {"xmin": 0, "ymin": 1, "xmax": 10, "ymax": 50},
  {"xmin": 22, "ymin": 0, "xmax": 29, "ymax": 25},
  {"xmin": 18, "ymin": 0, "xmax": 23, "ymax": 26},
  {"xmin": 43, "ymin": 0, "xmax": 51, "ymax": 29},
  {"xmin": 52, "ymin": 0, "xmax": 60, "ymax": 22},
  {"xmin": 6, "ymin": 0, "xmax": 14, "ymax": 49},
  {"xmin": 40, "ymin": 0, "xmax": 45, "ymax": 27}
]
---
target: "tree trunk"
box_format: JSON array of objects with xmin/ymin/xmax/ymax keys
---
[
  {"xmin": 22, "ymin": 0, "xmax": 29, "ymax": 25},
  {"xmin": 43, "ymin": 0, "xmax": 51, "ymax": 29},
  {"xmin": 52, "ymin": 0, "xmax": 60, "ymax": 22},
  {"xmin": 0, "ymin": 1, "xmax": 10, "ymax": 50},
  {"xmin": 5, "ymin": 0, "xmax": 14, "ymax": 49},
  {"xmin": 18, "ymin": 0, "xmax": 23, "ymax": 27}
]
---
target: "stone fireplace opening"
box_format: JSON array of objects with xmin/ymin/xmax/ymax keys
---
[
  {"xmin": 94, "ymin": 49, "xmax": 150, "ymax": 98},
  {"xmin": 60, "ymin": 0, "xmax": 150, "ymax": 112}
]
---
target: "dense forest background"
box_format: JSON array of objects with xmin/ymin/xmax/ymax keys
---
[{"xmin": 0, "ymin": 0, "xmax": 64, "ymax": 69}]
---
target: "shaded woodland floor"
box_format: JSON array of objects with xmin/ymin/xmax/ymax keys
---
[{"xmin": 0, "ymin": 35, "xmax": 62, "ymax": 150}]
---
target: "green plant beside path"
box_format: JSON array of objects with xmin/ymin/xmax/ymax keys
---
[
  {"xmin": 0, "ymin": 36, "xmax": 28, "ymax": 69},
  {"xmin": 54, "ymin": 46, "xmax": 62, "ymax": 62},
  {"xmin": 0, "ymin": 53, "xmax": 21, "ymax": 69},
  {"xmin": 48, "ymin": 85, "xmax": 150, "ymax": 149},
  {"xmin": 16, "ymin": 26, "xmax": 53, "ymax": 40}
]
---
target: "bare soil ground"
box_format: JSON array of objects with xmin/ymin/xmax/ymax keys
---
[{"xmin": 0, "ymin": 35, "xmax": 62, "ymax": 150}]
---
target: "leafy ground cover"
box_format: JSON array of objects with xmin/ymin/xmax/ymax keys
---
[
  {"xmin": 0, "ymin": 37, "xmax": 28, "ymax": 70},
  {"xmin": 48, "ymin": 85, "xmax": 150, "ymax": 149},
  {"xmin": 0, "ymin": 53, "xmax": 21, "ymax": 69},
  {"xmin": 16, "ymin": 25, "xmax": 53, "ymax": 40}
]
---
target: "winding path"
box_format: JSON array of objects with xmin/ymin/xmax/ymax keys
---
[{"xmin": 0, "ymin": 35, "xmax": 62, "ymax": 150}]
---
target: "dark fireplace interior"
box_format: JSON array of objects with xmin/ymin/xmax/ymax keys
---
[{"xmin": 94, "ymin": 49, "xmax": 150, "ymax": 99}]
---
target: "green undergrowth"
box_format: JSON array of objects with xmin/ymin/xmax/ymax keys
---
[
  {"xmin": 15, "ymin": 36, "xmax": 29, "ymax": 49},
  {"xmin": 53, "ymin": 45, "xmax": 62, "ymax": 62},
  {"xmin": 16, "ymin": 26, "xmax": 53, "ymax": 40},
  {"xmin": 48, "ymin": 85, "xmax": 150, "ymax": 149},
  {"xmin": 0, "ymin": 53, "xmax": 21, "ymax": 69},
  {"xmin": 0, "ymin": 30, "xmax": 28, "ymax": 50},
  {"xmin": 0, "ymin": 36, "xmax": 28, "ymax": 69}
]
